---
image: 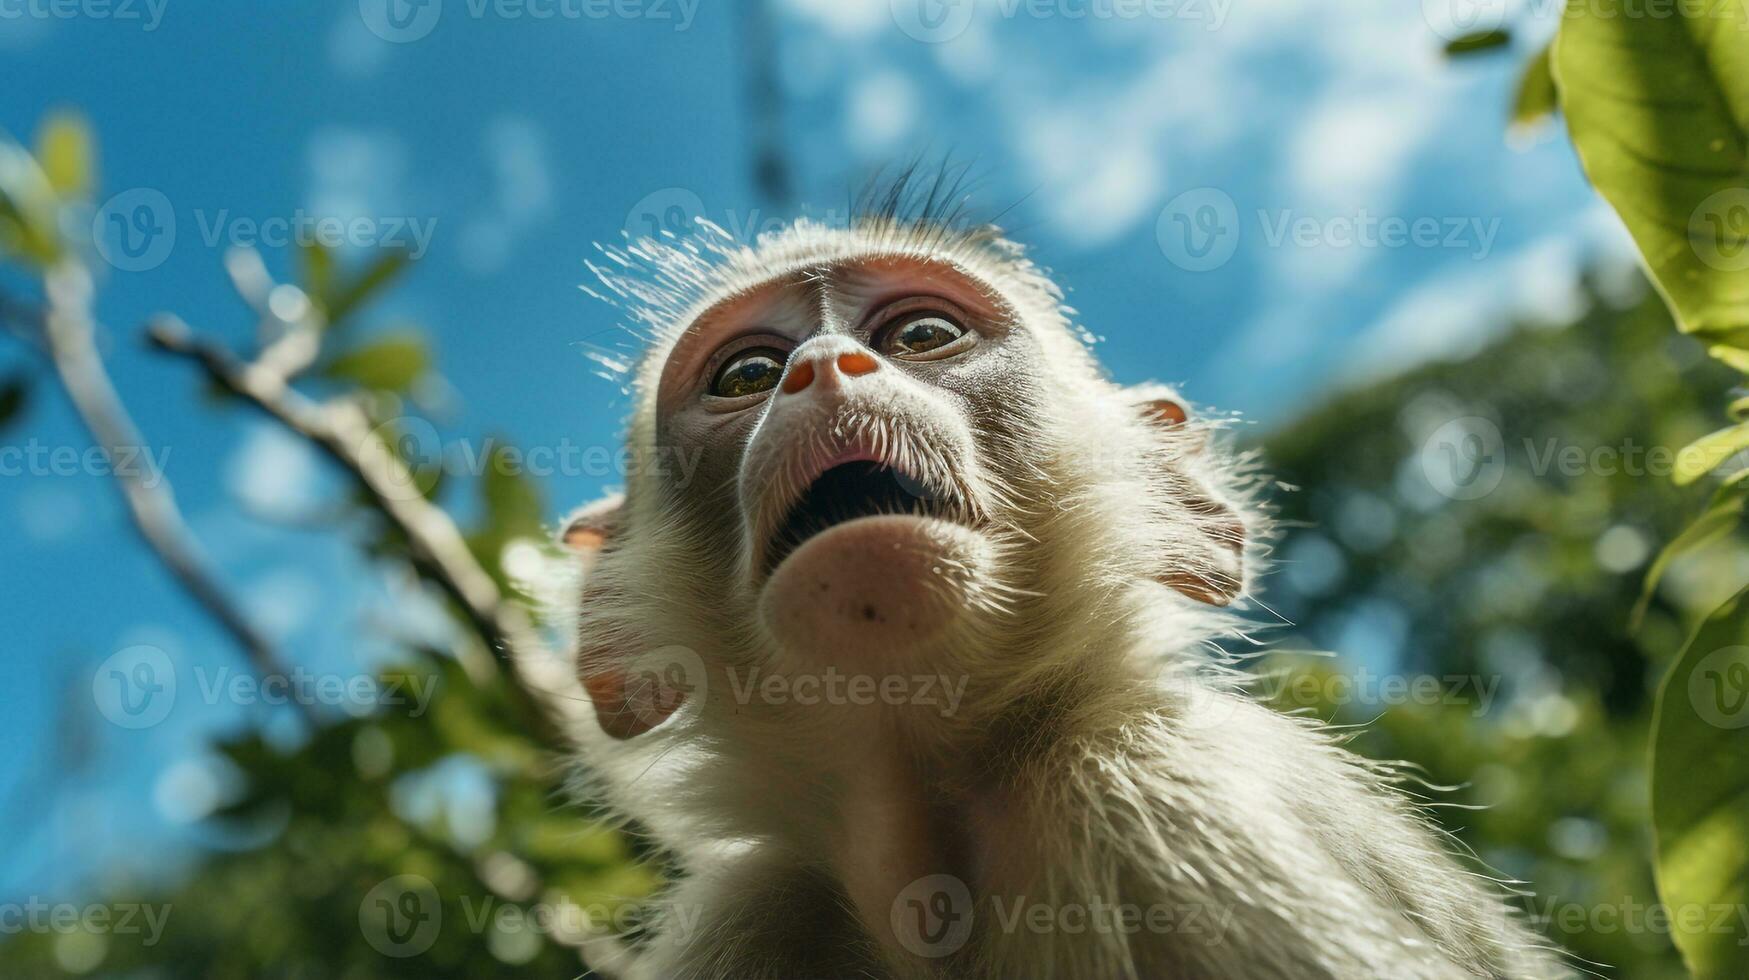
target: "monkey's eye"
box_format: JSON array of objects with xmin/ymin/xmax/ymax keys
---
[
  {"xmin": 877, "ymin": 313, "xmax": 968, "ymax": 358},
  {"xmin": 711, "ymin": 348, "xmax": 787, "ymax": 398}
]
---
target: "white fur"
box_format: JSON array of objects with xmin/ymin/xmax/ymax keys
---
[{"xmin": 562, "ymin": 217, "xmax": 1572, "ymax": 979}]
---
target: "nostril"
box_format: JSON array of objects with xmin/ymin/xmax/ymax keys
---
[
  {"xmin": 837, "ymin": 351, "xmax": 878, "ymax": 377},
  {"xmin": 781, "ymin": 361, "xmax": 816, "ymax": 394}
]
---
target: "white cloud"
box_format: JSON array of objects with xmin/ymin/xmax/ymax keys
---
[
  {"xmin": 226, "ymin": 423, "xmax": 322, "ymax": 517},
  {"xmin": 779, "ymin": 0, "xmax": 889, "ymax": 37},
  {"xmin": 846, "ymin": 71, "xmax": 919, "ymax": 157},
  {"xmin": 459, "ymin": 117, "xmax": 555, "ymax": 275}
]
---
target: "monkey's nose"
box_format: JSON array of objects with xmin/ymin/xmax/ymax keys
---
[{"xmin": 781, "ymin": 348, "xmax": 878, "ymax": 394}]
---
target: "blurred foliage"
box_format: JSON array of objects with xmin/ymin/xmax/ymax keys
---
[
  {"xmin": 1258, "ymin": 275, "xmax": 1738, "ymax": 980},
  {"xmin": 0, "ymin": 118, "xmax": 649, "ymax": 976},
  {"xmin": 1553, "ymin": 10, "xmax": 1749, "ymax": 977}
]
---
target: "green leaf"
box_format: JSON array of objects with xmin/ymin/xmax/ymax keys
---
[
  {"xmin": 1652, "ymin": 586, "xmax": 1749, "ymax": 978},
  {"xmin": 34, "ymin": 111, "xmax": 94, "ymax": 199},
  {"xmin": 1444, "ymin": 29, "xmax": 1512, "ymax": 57},
  {"xmin": 1710, "ymin": 343, "xmax": 1749, "ymax": 374},
  {"xmin": 1676, "ymin": 421, "xmax": 1749, "ymax": 486},
  {"xmin": 0, "ymin": 373, "xmax": 28, "ymax": 430},
  {"xmin": 321, "ymin": 333, "xmax": 429, "ymax": 391},
  {"xmin": 481, "ymin": 445, "xmax": 543, "ymax": 540},
  {"xmin": 1509, "ymin": 44, "xmax": 1557, "ymax": 136},
  {"xmin": 1634, "ymin": 477, "xmax": 1749, "ymax": 627},
  {"xmin": 299, "ymin": 241, "xmax": 335, "ymax": 318},
  {"xmin": 0, "ymin": 135, "xmax": 63, "ymax": 264},
  {"xmin": 1553, "ymin": 1, "xmax": 1749, "ymax": 336},
  {"xmin": 323, "ymin": 249, "xmax": 410, "ymax": 327}
]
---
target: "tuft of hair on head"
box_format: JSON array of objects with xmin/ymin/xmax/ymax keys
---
[{"xmin": 847, "ymin": 157, "xmax": 1009, "ymax": 255}]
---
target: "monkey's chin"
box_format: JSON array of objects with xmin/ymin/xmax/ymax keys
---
[{"xmin": 758, "ymin": 514, "xmax": 991, "ymax": 666}]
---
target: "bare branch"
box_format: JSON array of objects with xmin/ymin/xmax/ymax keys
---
[
  {"xmin": 146, "ymin": 313, "xmax": 568, "ymax": 742},
  {"xmin": 38, "ymin": 262, "xmax": 311, "ymax": 722}
]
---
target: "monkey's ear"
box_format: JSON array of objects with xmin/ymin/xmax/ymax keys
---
[
  {"xmin": 561, "ymin": 494, "xmax": 686, "ymax": 739},
  {"xmin": 558, "ymin": 493, "xmax": 624, "ymax": 555},
  {"xmin": 1130, "ymin": 387, "xmax": 1246, "ymax": 607}
]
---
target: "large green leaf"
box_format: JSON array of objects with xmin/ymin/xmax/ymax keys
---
[
  {"xmin": 1676, "ymin": 420, "xmax": 1749, "ymax": 485},
  {"xmin": 1634, "ymin": 475, "xmax": 1749, "ymax": 626},
  {"xmin": 1553, "ymin": 0, "xmax": 1749, "ymax": 337},
  {"xmin": 1652, "ymin": 587, "xmax": 1749, "ymax": 978}
]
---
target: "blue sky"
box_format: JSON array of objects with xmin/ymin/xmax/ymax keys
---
[{"xmin": 1, "ymin": 0, "xmax": 1629, "ymax": 896}]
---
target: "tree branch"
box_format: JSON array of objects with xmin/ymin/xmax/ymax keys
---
[
  {"xmin": 146, "ymin": 313, "xmax": 567, "ymax": 743},
  {"xmin": 37, "ymin": 262, "xmax": 311, "ymax": 722}
]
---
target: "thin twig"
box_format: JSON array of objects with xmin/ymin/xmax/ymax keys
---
[
  {"xmin": 36, "ymin": 262, "xmax": 312, "ymax": 723},
  {"xmin": 146, "ymin": 314, "xmax": 565, "ymax": 743}
]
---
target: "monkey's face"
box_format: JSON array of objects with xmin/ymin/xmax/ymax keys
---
[
  {"xmin": 567, "ymin": 224, "xmax": 1247, "ymax": 739},
  {"xmin": 651, "ymin": 254, "xmax": 1037, "ymax": 670}
]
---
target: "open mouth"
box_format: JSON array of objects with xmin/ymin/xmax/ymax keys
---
[{"xmin": 764, "ymin": 461, "xmax": 948, "ymax": 575}]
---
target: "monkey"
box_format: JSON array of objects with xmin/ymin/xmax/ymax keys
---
[{"xmin": 556, "ymin": 176, "xmax": 1572, "ymax": 980}]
